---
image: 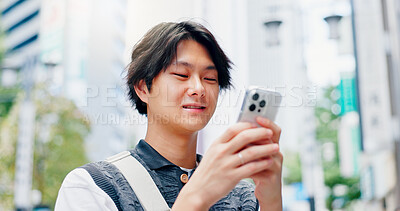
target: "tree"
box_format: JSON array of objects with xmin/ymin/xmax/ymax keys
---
[
  {"xmin": 0, "ymin": 85, "xmax": 90, "ymax": 210},
  {"xmin": 315, "ymin": 86, "xmax": 360, "ymax": 210},
  {"xmin": 0, "ymin": 87, "xmax": 19, "ymax": 121}
]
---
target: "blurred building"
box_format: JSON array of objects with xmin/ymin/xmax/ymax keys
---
[
  {"xmin": 352, "ymin": 0, "xmax": 400, "ymax": 210},
  {"xmin": 0, "ymin": 0, "xmax": 132, "ymax": 162},
  {"xmin": 1, "ymin": 0, "xmax": 41, "ymax": 67},
  {"xmin": 319, "ymin": 0, "xmax": 400, "ymax": 210},
  {"xmin": 304, "ymin": 0, "xmax": 400, "ymax": 210}
]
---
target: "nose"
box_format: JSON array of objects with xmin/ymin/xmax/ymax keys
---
[{"xmin": 187, "ymin": 76, "xmax": 205, "ymax": 97}]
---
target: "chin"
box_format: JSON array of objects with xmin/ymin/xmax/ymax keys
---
[
  {"xmin": 187, "ymin": 122, "xmax": 208, "ymax": 131},
  {"xmin": 176, "ymin": 117, "xmax": 210, "ymax": 132},
  {"xmin": 180, "ymin": 125, "xmax": 207, "ymax": 134}
]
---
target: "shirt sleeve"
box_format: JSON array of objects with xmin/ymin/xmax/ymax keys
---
[{"xmin": 55, "ymin": 168, "xmax": 118, "ymax": 211}]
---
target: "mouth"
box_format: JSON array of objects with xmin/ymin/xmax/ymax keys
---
[
  {"xmin": 182, "ymin": 104, "xmax": 206, "ymax": 113},
  {"xmin": 182, "ymin": 105, "xmax": 206, "ymax": 109}
]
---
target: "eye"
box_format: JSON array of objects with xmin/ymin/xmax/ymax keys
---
[
  {"xmin": 204, "ymin": 78, "xmax": 217, "ymax": 82},
  {"xmin": 174, "ymin": 73, "xmax": 188, "ymax": 78}
]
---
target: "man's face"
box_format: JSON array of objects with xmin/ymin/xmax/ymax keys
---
[{"xmin": 145, "ymin": 39, "xmax": 220, "ymax": 133}]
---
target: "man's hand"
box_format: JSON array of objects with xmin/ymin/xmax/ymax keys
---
[{"xmin": 173, "ymin": 120, "xmax": 282, "ymax": 210}]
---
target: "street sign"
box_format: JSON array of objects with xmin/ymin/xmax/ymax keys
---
[{"xmin": 339, "ymin": 72, "xmax": 358, "ymax": 115}]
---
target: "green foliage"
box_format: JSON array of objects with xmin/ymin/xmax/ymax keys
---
[
  {"xmin": 315, "ymin": 86, "xmax": 361, "ymax": 210},
  {"xmin": 0, "ymin": 96, "xmax": 19, "ymax": 210},
  {"xmin": 0, "ymin": 86, "xmax": 90, "ymax": 210},
  {"xmin": 283, "ymin": 151, "xmax": 302, "ymax": 184},
  {"xmin": 0, "ymin": 86, "xmax": 20, "ymax": 121}
]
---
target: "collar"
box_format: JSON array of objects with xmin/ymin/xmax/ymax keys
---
[{"xmin": 134, "ymin": 139, "xmax": 202, "ymax": 170}]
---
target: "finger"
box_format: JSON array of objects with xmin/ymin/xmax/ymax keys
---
[
  {"xmin": 234, "ymin": 144, "xmax": 279, "ymax": 167},
  {"xmin": 248, "ymin": 138, "xmax": 273, "ymax": 146},
  {"xmin": 275, "ymin": 151, "xmax": 283, "ymax": 163},
  {"xmin": 257, "ymin": 152, "xmax": 283, "ymax": 176},
  {"xmin": 249, "ymin": 155, "xmax": 283, "ymax": 182},
  {"xmin": 227, "ymin": 127, "xmax": 273, "ymax": 153},
  {"xmin": 256, "ymin": 117, "xmax": 281, "ymax": 144},
  {"xmin": 265, "ymin": 152, "xmax": 283, "ymax": 172},
  {"xmin": 233, "ymin": 158, "xmax": 274, "ymax": 179},
  {"xmin": 215, "ymin": 122, "xmax": 257, "ymax": 144},
  {"xmin": 249, "ymin": 152, "xmax": 283, "ymax": 185}
]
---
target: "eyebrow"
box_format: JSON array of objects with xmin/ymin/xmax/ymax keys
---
[{"xmin": 173, "ymin": 61, "xmax": 216, "ymax": 71}]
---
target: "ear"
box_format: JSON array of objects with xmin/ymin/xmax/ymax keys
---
[{"xmin": 134, "ymin": 80, "xmax": 149, "ymax": 104}]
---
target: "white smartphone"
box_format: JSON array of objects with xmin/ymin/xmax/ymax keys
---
[{"xmin": 237, "ymin": 87, "xmax": 282, "ymax": 125}]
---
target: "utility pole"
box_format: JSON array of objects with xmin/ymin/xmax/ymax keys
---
[
  {"xmin": 14, "ymin": 56, "xmax": 37, "ymax": 211},
  {"xmin": 350, "ymin": 0, "xmax": 364, "ymax": 152}
]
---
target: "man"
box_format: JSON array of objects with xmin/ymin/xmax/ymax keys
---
[{"xmin": 56, "ymin": 21, "xmax": 283, "ymax": 210}]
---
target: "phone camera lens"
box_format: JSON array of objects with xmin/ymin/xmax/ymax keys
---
[
  {"xmin": 259, "ymin": 100, "xmax": 266, "ymax": 107},
  {"xmin": 252, "ymin": 93, "xmax": 259, "ymax": 101},
  {"xmin": 249, "ymin": 104, "xmax": 256, "ymax": 111}
]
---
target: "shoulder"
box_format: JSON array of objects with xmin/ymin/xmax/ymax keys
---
[
  {"xmin": 210, "ymin": 179, "xmax": 258, "ymax": 211},
  {"xmin": 59, "ymin": 167, "xmax": 100, "ymax": 190},
  {"xmin": 81, "ymin": 161, "xmax": 120, "ymax": 179},
  {"xmin": 57, "ymin": 163, "xmax": 117, "ymax": 197},
  {"xmin": 55, "ymin": 166, "xmax": 118, "ymax": 210}
]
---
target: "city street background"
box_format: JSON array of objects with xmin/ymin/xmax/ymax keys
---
[{"xmin": 0, "ymin": 0, "xmax": 399, "ymax": 210}]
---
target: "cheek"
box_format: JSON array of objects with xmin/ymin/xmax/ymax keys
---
[
  {"xmin": 163, "ymin": 83, "xmax": 184, "ymax": 106},
  {"xmin": 207, "ymin": 87, "xmax": 220, "ymax": 108}
]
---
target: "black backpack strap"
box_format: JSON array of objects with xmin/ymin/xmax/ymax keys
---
[{"xmin": 80, "ymin": 163, "xmax": 123, "ymax": 211}]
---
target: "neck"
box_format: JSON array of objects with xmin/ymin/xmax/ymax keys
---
[{"xmin": 144, "ymin": 121, "xmax": 198, "ymax": 169}]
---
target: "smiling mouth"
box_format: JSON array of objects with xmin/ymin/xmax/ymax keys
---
[{"xmin": 182, "ymin": 105, "xmax": 206, "ymax": 109}]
